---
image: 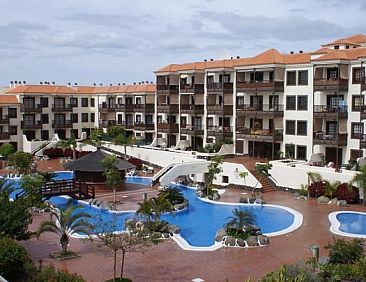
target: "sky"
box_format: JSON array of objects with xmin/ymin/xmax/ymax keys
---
[{"xmin": 0, "ymin": 0, "xmax": 365, "ymax": 87}]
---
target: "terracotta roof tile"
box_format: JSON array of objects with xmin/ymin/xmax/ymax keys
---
[
  {"xmin": 283, "ymin": 52, "xmax": 311, "ymax": 64},
  {"xmin": 155, "ymin": 64, "xmax": 181, "ymax": 73},
  {"xmin": 322, "ymin": 34, "xmax": 366, "ymax": 47},
  {"xmin": 0, "ymin": 95, "xmax": 20, "ymax": 104},
  {"xmin": 235, "ymin": 49, "xmax": 285, "ymax": 66},
  {"xmin": 312, "ymin": 49, "xmax": 350, "ymax": 62}
]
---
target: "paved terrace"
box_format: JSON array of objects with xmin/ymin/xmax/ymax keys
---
[{"xmin": 18, "ymin": 159, "xmax": 366, "ymax": 281}]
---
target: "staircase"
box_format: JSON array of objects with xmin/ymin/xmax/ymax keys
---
[{"xmin": 228, "ymin": 157, "xmax": 277, "ymax": 193}]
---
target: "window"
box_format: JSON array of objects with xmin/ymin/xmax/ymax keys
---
[
  {"xmin": 285, "ymin": 143, "xmax": 295, "ymax": 159},
  {"xmin": 54, "ymin": 97, "xmax": 65, "ymax": 108},
  {"xmin": 8, "ymin": 108, "xmax": 17, "ymax": 119},
  {"xmin": 40, "ymin": 97, "xmax": 48, "ymax": 108},
  {"xmin": 23, "ymin": 97, "xmax": 35, "ymax": 109},
  {"xmin": 117, "ymin": 98, "xmax": 123, "ymax": 105},
  {"xmin": 236, "ymin": 96, "xmax": 244, "ymax": 106},
  {"xmin": 286, "ymin": 120, "xmax": 295, "ymax": 135},
  {"xmin": 351, "ymin": 122, "xmax": 363, "ymax": 139},
  {"xmin": 54, "ymin": 114, "xmax": 65, "ymax": 125},
  {"xmin": 71, "ymin": 129, "xmax": 78, "ymax": 139},
  {"xmin": 222, "ymin": 176, "xmax": 229, "ymax": 183},
  {"xmin": 82, "ymin": 113, "xmax": 88, "ymax": 122},
  {"xmin": 296, "ymin": 146, "xmax": 307, "ymax": 160},
  {"xmin": 219, "ymin": 74, "xmax": 231, "ymax": 83},
  {"xmin": 298, "ymin": 70, "xmax": 308, "ymax": 85},
  {"xmin": 286, "ymin": 96, "xmax": 296, "ymax": 110},
  {"xmin": 71, "ymin": 113, "xmax": 78, "ymax": 123},
  {"xmin": 91, "ymin": 98, "xmax": 95, "ymax": 107},
  {"xmin": 207, "ymin": 75, "xmax": 214, "ymax": 83},
  {"xmin": 146, "ymin": 115, "xmax": 153, "ymax": 124},
  {"xmin": 70, "ymin": 97, "xmax": 78, "ymax": 107},
  {"xmin": 352, "ymin": 67, "xmax": 362, "ymax": 84},
  {"xmin": 352, "ymin": 95, "xmax": 364, "ymax": 111},
  {"xmin": 334, "ymin": 45, "xmax": 339, "ymax": 50},
  {"xmin": 207, "ymin": 117, "xmax": 214, "ymax": 127},
  {"xmin": 41, "ymin": 130, "xmax": 49, "ymax": 140},
  {"xmin": 250, "ymin": 72, "xmax": 264, "ymax": 82},
  {"xmin": 23, "ymin": 114, "xmax": 35, "ymax": 125},
  {"xmin": 157, "ymin": 115, "xmax": 163, "ymax": 123},
  {"xmin": 41, "ymin": 114, "xmax": 49, "ymax": 124},
  {"xmin": 286, "ymin": 71, "xmax": 296, "ymax": 86},
  {"xmin": 327, "ymin": 68, "xmax": 338, "ymax": 80},
  {"xmin": 9, "ymin": 126, "xmax": 17, "ymax": 135},
  {"xmin": 297, "ymin": 96, "xmax": 308, "ymax": 111},
  {"xmin": 350, "ymin": 149, "xmax": 363, "ymax": 161},
  {"xmin": 326, "ymin": 121, "xmax": 338, "ymax": 136},
  {"xmin": 269, "ymin": 95, "xmax": 279, "ymax": 110},
  {"xmin": 81, "ymin": 98, "xmax": 88, "ymax": 107},
  {"xmin": 90, "ymin": 113, "xmax": 95, "ymax": 123},
  {"xmin": 297, "ymin": 121, "xmax": 307, "ymax": 136}
]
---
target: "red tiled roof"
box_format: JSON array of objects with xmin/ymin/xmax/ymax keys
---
[
  {"xmin": 0, "ymin": 95, "xmax": 19, "ymax": 104},
  {"xmin": 234, "ymin": 49, "xmax": 285, "ymax": 66},
  {"xmin": 322, "ymin": 34, "xmax": 366, "ymax": 47}
]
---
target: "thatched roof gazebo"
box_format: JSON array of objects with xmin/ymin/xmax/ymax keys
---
[{"xmin": 64, "ymin": 148, "xmax": 135, "ymax": 183}]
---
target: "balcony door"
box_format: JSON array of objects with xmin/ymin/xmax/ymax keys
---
[
  {"xmin": 327, "ymin": 95, "xmax": 344, "ymax": 109},
  {"xmin": 23, "ymin": 97, "xmax": 35, "ymax": 109},
  {"xmin": 108, "ymin": 97, "xmax": 115, "ymax": 108},
  {"xmin": 269, "ymin": 95, "xmax": 279, "ymax": 110},
  {"xmin": 54, "ymin": 97, "xmax": 65, "ymax": 109},
  {"xmin": 24, "ymin": 114, "xmax": 35, "ymax": 126},
  {"xmin": 326, "ymin": 121, "xmax": 338, "ymax": 136},
  {"xmin": 250, "ymin": 96, "xmax": 263, "ymax": 111},
  {"xmin": 54, "ymin": 114, "xmax": 65, "ymax": 125}
]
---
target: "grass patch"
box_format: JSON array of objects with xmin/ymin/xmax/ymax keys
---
[{"xmin": 49, "ymin": 251, "xmax": 80, "ymax": 261}]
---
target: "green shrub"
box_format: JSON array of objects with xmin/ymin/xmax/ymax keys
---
[
  {"xmin": 34, "ymin": 265, "xmax": 86, "ymax": 282},
  {"xmin": 325, "ymin": 238, "xmax": 364, "ymax": 265},
  {"xmin": 0, "ymin": 236, "xmax": 35, "ymax": 281}
]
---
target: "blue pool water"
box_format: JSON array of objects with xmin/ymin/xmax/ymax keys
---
[
  {"xmin": 6, "ymin": 174, "xmax": 297, "ymax": 247},
  {"xmin": 337, "ymin": 213, "xmax": 366, "ymax": 235},
  {"xmin": 125, "ymin": 176, "xmax": 152, "ymax": 186}
]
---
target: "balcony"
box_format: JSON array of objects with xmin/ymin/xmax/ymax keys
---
[
  {"xmin": 207, "ymin": 105, "xmax": 233, "ymax": 115},
  {"xmin": 52, "ymin": 104, "xmax": 73, "ymax": 112},
  {"xmin": 313, "ymin": 132, "xmax": 347, "ymax": 146},
  {"xmin": 99, "ymin": 120, "xmax": 116, "ymax": 128},
  {"xmin": 21, "ymin": 120, "xmax": 42, "ymax": 129},
  {"xmin": 134, "ymin": 122, "xmax": 155, "ymax": 131},
  {"xmin": 314, "ymin": 78, "xmax": 348, "ymax": 92},
  {"xmin": 360, "ymin": 134, "xmax": 366, "ymax": 148},
  {"xmin": 52, "ymin": 120, "xmax": 73, "ymax": 129},
  {"xmin": 236, "ymin": 104, "xmax": 284, "ymax": 117},
  {"xmin": 21, "ymin": 104, "xmax": 42, "ymax": 113},
  {"xmin": 180, "ymin": 84, "xmax": 204, "ymax": 94},
  {"xmin": 0, "ymin": 116, "xmax": 10, "ymax": 124},
  {"xmin": 0, "ymin": 132, "xmax": 10, "ymax": 140},
  {"xmin": 236, "ymin": 127, "xmax": 283, "ymax": 142},
  {"xmin": 236, "ymin": 80, "xmax": 284, "ymax": 93},
  {"xmin": 207, "ymin": 82, "xmax": 233, "ymax": 94},
  {"xmin": 157, "ymin": 84, "xmax": 179, "ymax": 95},
  {"xmin": 99, "ymin": 104, "xmax": 118, "ymax": 113},
  {"xmin": 207, "ymin": 126, "xmax": 233, "ymax": 137},
  {"xmin": 157, "ymin": 104, "xmax": 179, "ymax": 114},
  {"xmin": 313, "ymin": 105, "xmax": 348, "ymax": 119},
  {"xmin": 180, "ymin": 104, "xmax": 204, "ymax": 115},
  {"xmin": 133, "ymin": 103, "xmax": 155, "ymax": 113},
  {"xmin": 157, "ymin": 123, "xmax": 179, "ymax": 133},
  {"xmin": 180, "ymin": 125, "xmax": 204, "ymax": 135},
  {"xmin": 362, "ymin": 77, "xmax": 366, "ymax": 92}
]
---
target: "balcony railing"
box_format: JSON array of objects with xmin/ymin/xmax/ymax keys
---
[
  {"xmin": 180, "ymin": 124, "xmax": 204, "ymax": 135},
  {"xmin": 207, "ymin": 82, "xmax": 233, "ymax": 94},
  {"xmin": 133, "ymin": 103, "xmax": 155, "ymax": 112},
  {"xmin": 236, "ymin": 127, "xmax": 283, "ymax": 141},
  {"xmin": 362, "ymin": 77, "xmax": 366, "ymax": 92},
  {"xmin": 207, "ymin": 104, "xmax": 233, "ymax": 115},
  {"xmin": 157, "ymin": 84, "xmax": 179, "ymax": 95},
  {"xmin": 179, "ymin": 84, "xmax": 204, "ymax": 94},
  {"xmin": 52, "ymin": 120, "xmax": 73, "ymax": 129},
  {"xmin": 180, "ymin": 104, "xmax": 204, "ymax": 114},
  {"xmin": 0, "ymin": 132, "xmax": 10, "ymax": 140},
  {"xmin": 236, "ymin": 80, "xmax": 284, "ymax": 92},
  {"xmin": 21, "ymin": 104, "xmax": 42, "ymax": 113},
  {"xmin": 52, "ymin": 104, "xmax": 73, "ymax": 112},
  {"xmin": 0, "ymin": 116, "xmax": 10, "ymax": 124},
  {"xmin": 314, "ymin": 78, "xmax": 348, "ymax": 92},
  {"xmin": 236, "ymin": 104, "xmax": 284, "ymax": 116},
  {"xmin": 99, "ymin": 120, "xmax": 116, "ymax": 127},
  {"xmin": 313, "ymin": 131, "xmax": 347, "ymax": 146},
  {"xmin": 21, "ymin": 120, "xmax": 42, "ymax": 129},
  {"xmin": 207, "ymin": 126, "xmax": 233, "ymax": 137},
  {"xmin": 134, "ymin": 122, "xmax": 155, "ymax": 131},
  {"xmin": 313, "ymin": 105, "xmax": 348, "ymax": 118},
  {"xmin": 157, "ymin": 104, "xmax": 179, "ymax": 114},
  {"xmin": 157, "ymin": 123, "xmax": 179, "ymax": 133}
]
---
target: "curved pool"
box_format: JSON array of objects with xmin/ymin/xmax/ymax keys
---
[{"xmin": 329, "ymin": 211, "xmax": 366, "ymax": 238}]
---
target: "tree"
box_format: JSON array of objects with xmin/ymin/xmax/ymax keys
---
[
  {"xmin": 0, "ymin": 192, "xmax": 32, "ymax": 240},
  {"xmin": 149, "ymin": 194, "xmax": 174, "ymax": 224},
  {"xmin": 113, "ymin": 133, "xmax": 136, "ymax": 158},
  {"xmin": 107, "ymin": 125, "xmax": 126, "ymax": 139},
  {"xmin": 205, "ymin": 155, "xmax": 223, "ymax": 196},
  {"xmin": 36, "ymin": 199, "xmax": 93, "ymax": 255},
  {"xmin": 324, "ymin": 180, "xmax": 340, "ymax": 198},
  {"xmin": 158, "ymin": 187, "xmax": 185, "ymax": 205},
  {"xmin": 90, "ymin": 128, "xmax": 103, "ymax": 144},
  {"xmin": 351, "ymin": 165, "xmax": 366, "ymax": 204},
  {"xmin": 136, "ymin": 199, "xmax": 153, "ymax": 223},
  {"xmin": 102, "ymin": 155, "xmax": 122, "ymax": 204},
  {"xmin": 58, "ymin": 137, "xmax": 77, "ymax": 159},
  {"xmin": 0, "ymin": 143, "xmax": 14, "ymax": 160},
  {"xmin": 239, "ymin": 171, "xmax": 248, "ymax": 187},
  {"xmin": 8, "ymin": 151, "xmax": 33, "ymax": 174},
  {"xmin": 225, "ymin": 208, "xmax": 256, "ymax": 232},
  {"xmin": 20, "ymin": 174, "xmax": 45, "ymax": 206},
  {"xmin": 0, "ymin": 236, "xmax": 35, "ymax": 281}
]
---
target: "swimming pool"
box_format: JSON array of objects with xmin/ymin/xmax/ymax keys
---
[
  {"xmin": 125, "ymin": 176, "xmax": 152, "ymax": 186},
  {"xmin": 329, "ymin": 211, "xmax": 366, "ymax": 238}
]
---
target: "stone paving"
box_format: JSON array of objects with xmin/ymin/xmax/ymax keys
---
[{"xmin": 16, "ymin": 158, "xmax": 366, "ymax": 281}]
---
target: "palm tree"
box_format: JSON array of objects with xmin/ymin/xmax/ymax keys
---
[
  {"xmin": 149, "ymin": 194, "xmax": 174, "ymax": 223},
  {"xmin": 113, "ymin": 133, "xmax": 136, "ymax": 159},
  {"xmin": 158, "ymin": 187, "xmax": 185, "ymax": 205},
  {"xmin": 225, "ymin": 208, "xmax": 256, "ymax": 232},
  {"xmin": 36, "ymin": 200, "xmax": 93, "ymax": 255},
  {"xmin": 324, "ymin": 180, "xmax": 340, "ymax": 198},
  {"xmin": 351, "ymin": 165, "xmax": 366, "ymax": 204},
  {"xmin": 136, "ymin": 199, "xmax": 153, "ymax": 223},
  {"xmin": 90, "ymin": 128, "xmax": 103, "ymax": 145},
  {"xmin": 101, "ymin": 155, "xmax": 122, "ymax": 204},
  {"xmin": 57, "ymin": 137, "xmax": 77, "ymax": 159},
  {"xmin": 307, "ymin": 171, "xmax": 322, "ymax": 186}
]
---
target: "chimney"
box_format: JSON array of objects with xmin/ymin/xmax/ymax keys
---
[
  {"xmin": 146, "ymin": 81, "xmax": 149, "ymax": 84},
  {"xmin": 123, "ymin": 83, "xmax": 126, "ymax": 85},
  {"xmin": 93, "ymin": 83, "xmax": 96, "ymax": 86},
  {"xmin": 133, "ymin": 82, "xmax": 136, "ymax": 85},
  {"xmin": 74, "ymin": 83, "xmax": 78, "ymax": 86},
  {"xmin": 118, "ymin": 83, "xmax": 121, "ymax": 86},
  {"xmin": 99, "ymin": 83, "xmax": 103, "ymax": 86},
  {"xmin": 204, "ymin": 59, "xmax": 207, "ymax": 62},
  {"xmin": 52, "ymin": 81, "xmax": 55, "ymax": 85},
  {"xmin": 230, "ymin": 57, "xmax": 233, "ymax": 59},
  {"xmin": 141, "ymin": 81, "xmax": 144, "ymax": 84},
  {"xmin": 138, "ymin": 82, "xmax": 141, "ymax": 85},
  {"xmin": 40, "ymin": 82, "xmax": 43, "ymax": 85},
  {"xmin": 150, "ymin": 81, "xmax": 153, "ymax": 84},
  {"xmin": 290, "ymin": 51, "xmax": 294, "ymax": 54},
  {"xmin": 210, "ymin": 58, "xmax": 213, "ymax": 61},
  {"xmin": 10, "ymin": 81, "xmax": 13, "ymax": 88},
  {"xmin": 109, "ymin": 83, "xmax": 112, "ymax": 86},
  {"xmin": 23, "ymin": 81, "xmax": 26, "ymax": 85},
  {"xmin": 68, "ymin": 82, "xmax": 71, "ymax": 86},
  {"xmin": 299, "ymin": 50, "xmax": 303, "ymax": 53},
  {"xmin": 237, "ymin": 56, "xmax": 240, "ymax": 59}
]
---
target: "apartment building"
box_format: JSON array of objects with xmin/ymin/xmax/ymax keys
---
[
  {"xmin": 0, "ymin": 94, "xmax": 22, "ymax": 150},
  {"xmin": 155, "ymin": 34, "xmax": 366, "ymax": 166}
]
